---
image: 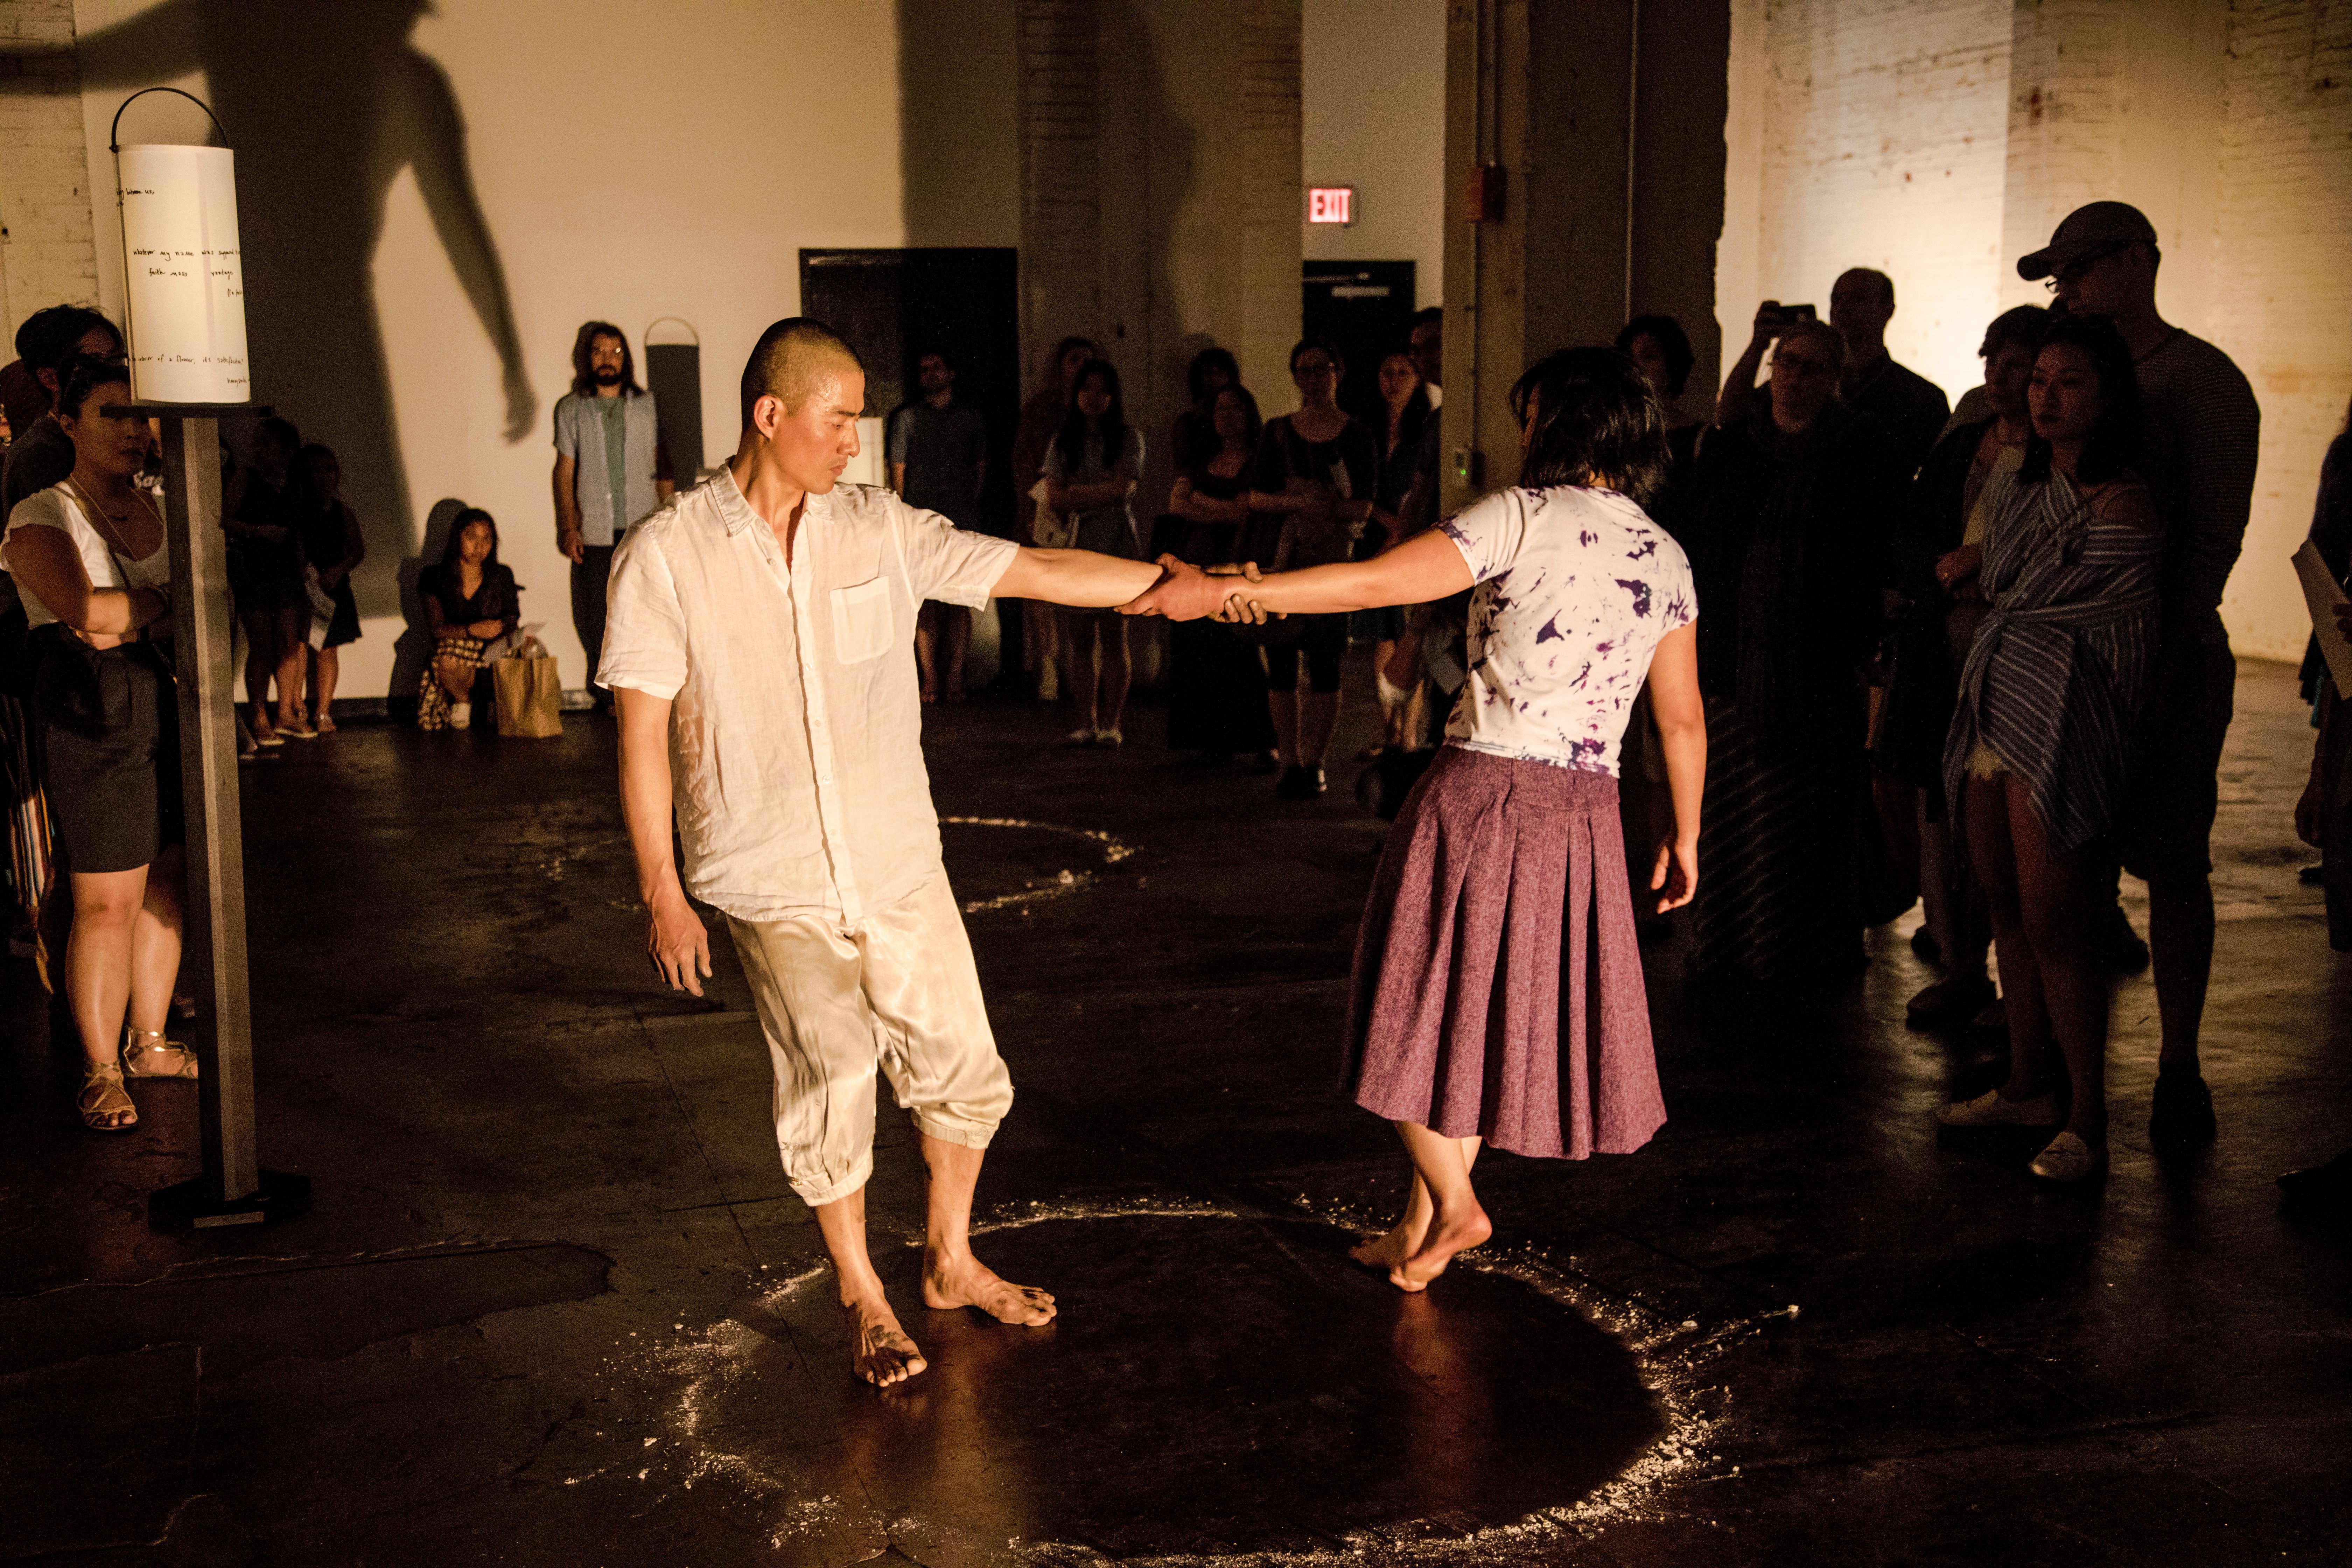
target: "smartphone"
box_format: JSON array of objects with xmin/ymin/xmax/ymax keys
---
[{"xmin": 1781, "ymin": 302, "xmax": 1817, "ymax": 324}]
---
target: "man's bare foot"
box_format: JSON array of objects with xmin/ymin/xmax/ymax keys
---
[
  {"xmin": 845, "ymin": 1295, "xmax": 927, "ymax": 1387},
  {"xmin": 923, "ymin": 1252, "xmax": 1057, "ymax": 1326},
  {"xmin": 1349, "ymin": 1219, "xmax": 1424, "ymax": 1273},
  {"xmin": 1389, "ymin": 1204, "xmax": 1491, "ymax": 1293}
]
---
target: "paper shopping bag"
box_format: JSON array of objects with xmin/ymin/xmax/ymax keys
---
[{"xmin": 493, "ymin": 648, "xmax": 563, "ymax": 738}]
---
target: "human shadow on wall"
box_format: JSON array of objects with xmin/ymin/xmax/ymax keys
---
[{"xmin": 76, "ymin": 0, "xmax": 534, "ymax": 702}]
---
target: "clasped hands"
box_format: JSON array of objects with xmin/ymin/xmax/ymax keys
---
[{"xmin": 1117, "ymin": 555, "xmax": 1278, "ymax": 624}]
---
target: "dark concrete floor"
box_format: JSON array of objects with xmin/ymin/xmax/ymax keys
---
[{"xmin": 4, "ymin": 655, "xmax": 2348, "ymax": 1567}]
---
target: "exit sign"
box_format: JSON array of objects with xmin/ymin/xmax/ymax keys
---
[{"xmin": 1307, "ymin": 187, "xmax": 1354, "ymax": 226}]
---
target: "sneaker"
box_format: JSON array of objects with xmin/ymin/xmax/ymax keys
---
[
  {"xmin": 1274, "ymin": 764, "xmax": 1327, "ymax": 800},
  {"xmin": 449, "ymin": 701, "xmax": 472, "ymax": 731},
  {"xmin": 1936, "ymin": 1087, "xmax": 2062, "ymax": 1128},
  {"xmin": 2149, "ymin": 1070, "xmax": 2217, "ymax": 1148},
  {"xmin": 2028, "ymin": 1130, "xmax": 2107, "ymax": 1182}
]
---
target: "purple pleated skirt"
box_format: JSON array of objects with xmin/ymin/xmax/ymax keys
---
[{"xmin": 1342, "ymin": 746, "xmax": 1667, "ymax": 1160}]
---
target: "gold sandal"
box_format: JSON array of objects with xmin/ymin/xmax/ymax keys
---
[
  {"xmin": 122, "ymin": 1025, "xmax": 200, "ymax": 1080},
  {"xmin": 80, "ymin": 1060, "xmax": 138, "ymax": 1131}
]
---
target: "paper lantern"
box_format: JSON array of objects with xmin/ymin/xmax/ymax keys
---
[{"xmin": 114, "ymin": 111, "xmax": 250, "ymax": 404}]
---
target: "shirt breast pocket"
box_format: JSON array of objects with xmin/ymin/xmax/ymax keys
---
[{"xmin": 830, "ymin": 576, "xmax": 895, "ymax": 665}]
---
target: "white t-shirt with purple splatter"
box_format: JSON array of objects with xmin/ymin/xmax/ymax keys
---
[{"xmin": 1438, "ymin": 485, "xmax": 1695, "ymax": 776}]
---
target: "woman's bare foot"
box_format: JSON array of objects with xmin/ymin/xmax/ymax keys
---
[
  {"xmin": 1349, "ymin": 1218, "xmax": 1425, "ymax": 1273},
  {"xmin": 1389, "ymin": 1203, "xmax": 1491, "ymax": 1293},
  {"xmin": 922, "ymin": 1252, "xmax": 1057, "ymax": 1325},
  {"xmin": 845, "ymin": 1294, "xmax": 926, "ymax": 1387}
]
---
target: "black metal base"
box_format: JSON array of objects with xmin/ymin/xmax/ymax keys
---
[{"xmin": 147, "ymin": 1169, "xmax": 312, "ymax": 1232}]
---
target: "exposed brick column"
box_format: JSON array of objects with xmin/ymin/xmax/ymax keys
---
[
  {"xmin": 0, "ymin": 0, "xmax": 102, "ymax": 342},
  {"xmin": 1234, "ymin": 0, "xmax": 1303, "ymax": 407},
  {"xmin": 1018, "ymin": 0, "xmax": 1105, "ymax": 380}
]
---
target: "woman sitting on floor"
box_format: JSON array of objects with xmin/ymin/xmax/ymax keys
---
[
  {"xmin": 1934, "ymin": 315, "xmax": 2163, "ymax": 1183},
  {"xmin": 416, "ymin": 507, "xmax": 519, "ymax": 732},
  {"xmin": 1122, "ymin": 346, "xmax": 1707, "ymax": 1290}
]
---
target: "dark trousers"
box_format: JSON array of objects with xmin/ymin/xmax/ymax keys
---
[{"xmin": 571, "ymin": 544, "xmax": 615, "ymax": 705}]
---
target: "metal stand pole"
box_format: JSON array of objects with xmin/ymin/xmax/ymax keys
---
[{"xmin": 114, "ymin": 404, "xmax": 311, "ymax": 1230}]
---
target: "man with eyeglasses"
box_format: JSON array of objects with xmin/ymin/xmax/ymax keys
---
[{"xmin": 2018, "ymin": 201, "xmax": 2260, "ymax": 1149}]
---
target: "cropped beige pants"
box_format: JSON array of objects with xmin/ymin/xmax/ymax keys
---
[{"xmin": 726, "ymin": 875, "xmax": 1013, "ymax": 1209}]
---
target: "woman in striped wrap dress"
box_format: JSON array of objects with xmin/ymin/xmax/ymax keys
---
[{"xmin": 1935, "ymin": 316, "xmax": 2164, "ymax": 1182}]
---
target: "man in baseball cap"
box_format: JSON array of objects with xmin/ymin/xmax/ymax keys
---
[
  {"xmin": 2018, "ymin": 201, "xmax": 2260, "ymax": 1152},
  {"xmin": 2015, "ymin": 200, "xmax": 2159, "ymax": 286}
]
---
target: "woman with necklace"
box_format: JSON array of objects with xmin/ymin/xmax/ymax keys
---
[
  {"xmin": 1, "ymin": 356, "xmax": 193, "ymax": 1132},
  {"xmin": 415, "ymin": 507, "xmax": 520, "ymax": 731}
]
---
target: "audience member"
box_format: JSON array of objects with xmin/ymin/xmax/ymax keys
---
[
  {"xmin": 1044, "ymin": 358, "xmax": 1143, "ymax": 744},
  {"xmin": 1935, "ymin": 316, "xmax": 2163, "ymax": 1183},
  {"xmin": 1616, "ymin": 313, "xmax": 1704, "ymax": 475},
  {"xmin": 4, "ymin": 308, "xmax": 125, "ymax": 517},
  {"xmin": 1247, "ymin": 338, "xmax": 1379, "ymax": 799},
  {"xmin": 294, "ymin": 443, "xmax": 366, "ymax": 733},
  {"xmin": 553, "ymin": 322, "xmax": 672, "ymax": 714},
  {"xmin": 1686, "ymin": 307, "xmax": 1900, "ymax": 980},
  {"xmin": 1387, "ymin": 307, "xmax": 1468, "ymax": 753},
  {"xmin": 1360, "ymin": 344, "xmax": 1433, "ymax": 750},
  {"xmin": 416, "ymin": 507, "xmax": 521, "ymax": 732},
  {"xmin": 1164, "ymin": 384, "xmax": 1277, "ymax": 759},
  {"xmin": 2024, "ymin": 200, "xmax": 2261, "ymax": 1147},
  {"xmin": 889, "ymin": 346, "xmax": 989, "ymax": 702},
  {"xmin": 1, "ymin": 356, "xmax": 189, "ymax": 1131},
  {"xmin": 1883, "ymin": 305, "xmax": 2046, "ymax": 1026},
  {"xmin": 2286, "ymin": 398, "xmax": 2352, "ymax": 1206},
  {"xmin": 1010, "ymin": 335, "xmax": 1098, "ymax": 698},
  {"xmin": 223, "ymin": 418, "xmax": 313, "ymax": 745},
  {"xmin": 1830, "ymin": 268, "xmax": 1951, "ymax": 479},
  {"xmin": 1172, "ymin": 346, "xmax": 1240, "ymax": 477}
]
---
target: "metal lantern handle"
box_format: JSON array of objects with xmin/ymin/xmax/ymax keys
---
[{"xmin": 110, "ymin": 86, "xmax": 230, "ymax": 152}]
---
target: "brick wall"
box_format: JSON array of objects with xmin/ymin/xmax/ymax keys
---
[
  {"xmin": 0, "ymin": 0, "xmax": 100, "ymax": 346},
  {"xmin": 1751, "ymin": 0, "xmax": 2014, "ymax": 400},
  {"xmin": 2208, "ymin": 0, "xmax": 2352, "ymax": 656}
]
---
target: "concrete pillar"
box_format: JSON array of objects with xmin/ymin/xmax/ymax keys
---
[
  {"xmin": 1017, "ymin": 0, "xmax": 1300, "ymax": 513},
  {"xmin": 0, "ymin": 0, "xmax": 103, "ymax": 342},
  {"xmin": 1441, "ymin": 0, "xmax": 1728, "ymax": 514}
]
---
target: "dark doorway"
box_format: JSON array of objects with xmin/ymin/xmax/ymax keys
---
[
  {"xmin": 1302, "ymin": 261, "xmax": 1416, "ymax": 430},
  {"xmin": 798, "ymin": 248, "xmax": 1020, "ymax": 539}
]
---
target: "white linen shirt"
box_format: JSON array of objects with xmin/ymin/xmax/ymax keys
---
[
  {"xmin": 1439, "ymin": 484, "xmax": 1695, "ymax": 776},
  {"xmin": 596, "ymin": 468, "xmax": 1018, "ymax": 924}
]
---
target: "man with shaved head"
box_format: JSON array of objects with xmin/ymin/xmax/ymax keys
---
[
  {"xmin": 598, "ymin": 318, "xmax": 1168, "ymax": 1387},
  {"xmin": 1829, "ymin": 267, "xmax": 1949, "ymax": 481}
]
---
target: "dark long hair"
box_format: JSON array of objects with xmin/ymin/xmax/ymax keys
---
[
  {"xmin": 2019, "ymin": 314, "xmax": 2140, "ymax": 489},
  {"xmin": 1186, "ymin": 345, "xmax": 1240, "ymax": 407},
  {"xmin": 56, "ymin": 354, "xmax": 132, "ymax": 424},
  {"xmin": 570, "ymin": 321, "xmax": 642, "ymax": 399},
  {"xmin": 438, "ymin": 506, "xmax": 504, "ymax": 572},
  {"xmin": 1509, "ymin": 347, "xmax": 1671, "ymax": 504},
  {"xmin": 1055, "ymin": 358, "xmax": 1129, "ymax": 475},
  {"xmin": 1203, "ymin": 383, "xmax": 1262, "ymax": 466},
  {"xmin": 1614, "ymin": 314, "xmax": 1695, "ymax": 399}
]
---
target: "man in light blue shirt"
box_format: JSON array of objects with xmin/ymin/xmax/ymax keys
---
[{"xmin": 553, "ymin": 322, "xmax": 672, "ymax": 710}]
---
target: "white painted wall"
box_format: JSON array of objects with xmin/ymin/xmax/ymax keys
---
[
  {"xmin": 1300, "ymin": 0, "xmax": 1443, "ymax": 308},
  {"xmin": 68, "ymin": 0, "xmax": 1020, "ymax": 704}
]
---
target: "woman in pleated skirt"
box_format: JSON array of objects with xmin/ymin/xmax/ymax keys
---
[{"xmin": 1125, "ymin": 347, "xmax": 1708, "ymax": 1289}]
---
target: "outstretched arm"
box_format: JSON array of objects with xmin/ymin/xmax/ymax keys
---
[
  {"xmin": 616, "ymin": 687, "xmax": 710, "ymax": 996},
  {"xmin": 1120, "ymin": 526, "xmax": 1472, "ymax": 622},
  {"xmin": 991, "ymin": 546, "xmax": 1164, "ymax": 609},
  {"xmin": 1643, "ymin": 623, "xmax": 1705, "ymax": 911},
  {"xmin": 1715, "ymin": 303, "xmax": 1781, "ymax": 429}
]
